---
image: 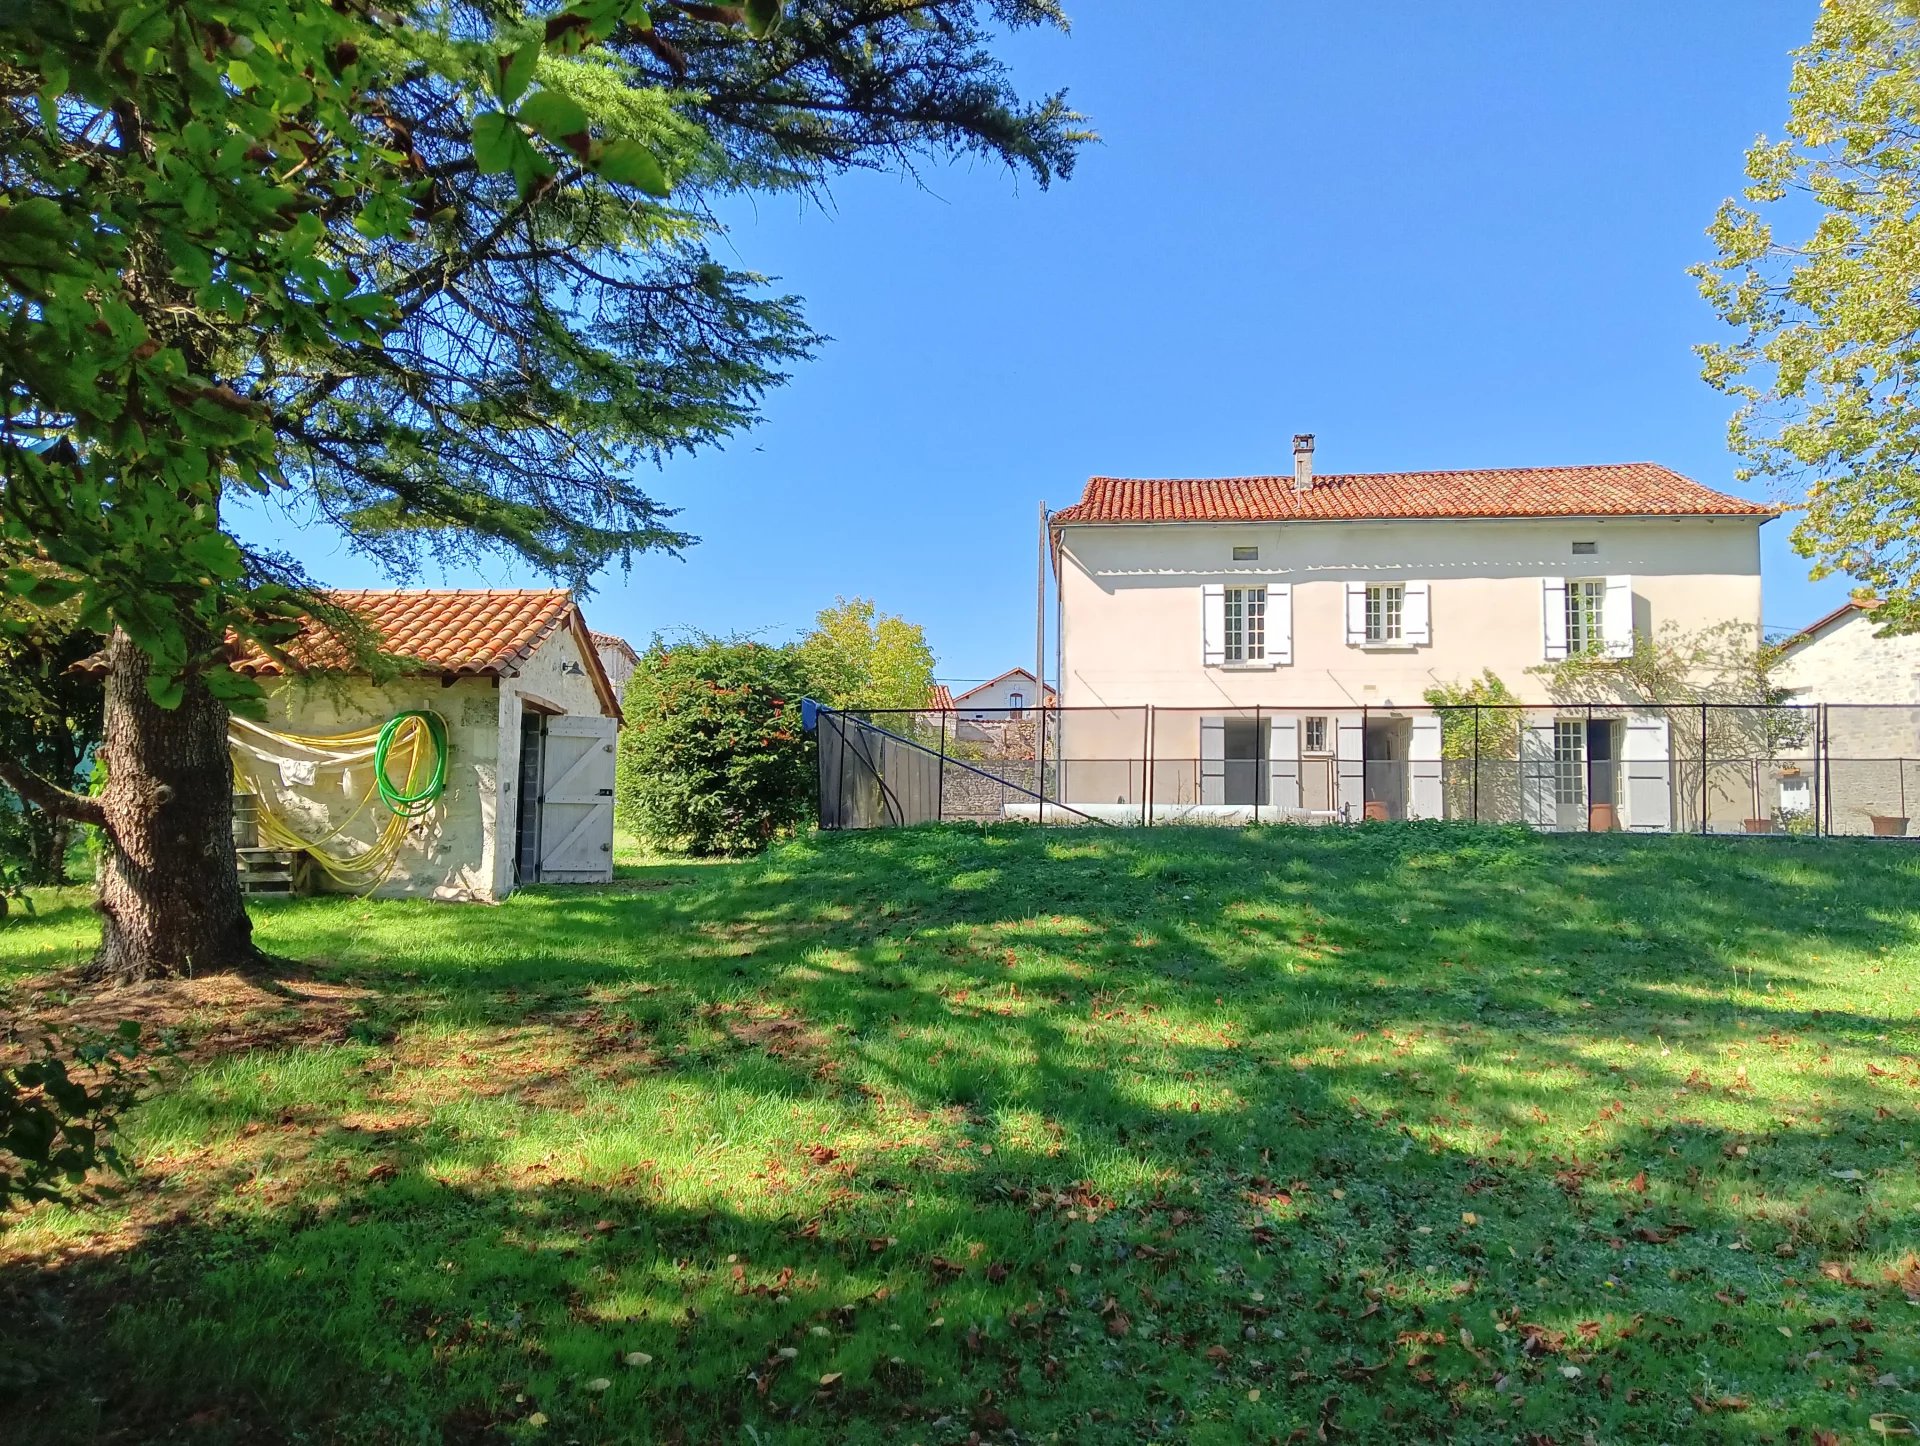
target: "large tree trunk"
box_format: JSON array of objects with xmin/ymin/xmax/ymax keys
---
[{"xmin": 92, "ymin": 630, "xmax": 261, "ymax": 983}]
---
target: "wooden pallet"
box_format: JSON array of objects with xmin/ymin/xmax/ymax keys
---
[{"xmin": 235, "ymin": 847, "xmax": 316, "ymax": 897}]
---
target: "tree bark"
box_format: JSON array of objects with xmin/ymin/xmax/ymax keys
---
[{"xmin": 91, "ymin": 630, "xmax": 262, "ymax": 983}]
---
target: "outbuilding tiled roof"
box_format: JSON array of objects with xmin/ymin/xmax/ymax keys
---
[
  {"xmin": 1050, "ymin": 463, "xmax": 1774, "ymax": 526},
  {"xmin": 590, "ymin": 630, "xmax": 640, "ymax": 665},
  {"xmin": 229, "ymin": 590, "xmax": 578, "ymax": 678},
  {"xmin": 927, "ymin": 683, "xmax": 956, "ymax": 710}
]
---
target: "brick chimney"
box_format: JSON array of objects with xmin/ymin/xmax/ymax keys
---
[{"xmin": 1292, "ymin": 433, "xmax": 1316, "ymax": 492}]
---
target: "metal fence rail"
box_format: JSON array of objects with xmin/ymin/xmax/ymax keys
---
[{"xmin": 810, "ymin": 700, "xmax": 1920, "ymax": 838}]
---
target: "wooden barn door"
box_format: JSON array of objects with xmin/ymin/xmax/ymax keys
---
[{"xmin": 536, "ymin": 716, "xmax": 617, "ymax": 883}]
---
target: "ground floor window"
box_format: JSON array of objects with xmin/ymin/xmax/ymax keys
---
[{"xmin": 1554, "ymin": 719, "xmax": 1585, "ymax": 805}]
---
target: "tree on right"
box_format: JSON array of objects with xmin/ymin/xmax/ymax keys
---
[{"xmin": 1697, "ymin": 0, "xmax": 1920, "ymax": 634}]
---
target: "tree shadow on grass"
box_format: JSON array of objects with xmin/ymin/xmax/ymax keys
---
[{"xmin": 4, "ymin": 823, "xmax": 1920, "ymax": 1441}]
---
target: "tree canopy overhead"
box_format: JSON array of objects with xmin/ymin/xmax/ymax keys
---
[
  {"xmin": 1697, "ymin": 0, "xmax": 1920, "ymax": 633},
  {"xmin": 0, "ymin": 0, "xmax": 1087, "ymax": 980}
]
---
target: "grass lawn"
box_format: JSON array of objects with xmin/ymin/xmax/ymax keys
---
[{"xmin": 4, "ymin": 823, "xmax": 1920, "ymax": 1443}]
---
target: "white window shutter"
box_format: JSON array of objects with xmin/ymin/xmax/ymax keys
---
[
  {"xmin": 1521, "ymin": 723, "xmax": 1557, "ymax": 826},
  {"xmin": 1199, "ymin": 716, "xmax": 1226, "ymax": 805},
  {"xmin": 1407, "ymin": 715, "xmax": 1443, "ymax": 819},
  {"xmin": 1621, "ymin": 714, "xmax": 1672, "ymax": 831},
  {"xmin": 1542, "ymin": 578, "xmax": 1569, "ymax": 660},
  {"xmin": 1403, "ymin": 581, "xmax": 1432, "ymax": 646},
  {"xmin": 1269, "ymin": 583, "xmax": 1292, "ymax": 666},
  {"xmin": 1335, "ymin": 713, "xmax": 1365, "ymax": 818},
  {"xmin": 1345, "ymin": 583, "xmax": 1367, "ymax": 646},
  {"xmin": 1202, "ymin": 584, "xmax": 1225, "ymax": 666},
  {"xmin": 1603, "ymin": 575, "xmax": 1634, "ymax": 658},
  {"xmin": 1267, "ymin": 716, "xmax": 1301, "ymax": 812}
]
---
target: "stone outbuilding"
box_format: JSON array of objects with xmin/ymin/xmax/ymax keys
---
[{"xmin": 224, "ymin": 590, "xmax": 621, "ymax": 900}]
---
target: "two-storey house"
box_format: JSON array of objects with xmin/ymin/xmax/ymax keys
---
[{"xmin": 1047, "ymin": 437, "xmax": 1773, "ymax": 828}]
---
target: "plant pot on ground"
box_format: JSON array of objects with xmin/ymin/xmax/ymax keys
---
[
  {"xmin": 1743, "ymin": 818, "xmax": 1777, "ymax": 834},
  {"xmin": 1870, "ymin": 814, "xmax": 1910, "ymax": 837}
]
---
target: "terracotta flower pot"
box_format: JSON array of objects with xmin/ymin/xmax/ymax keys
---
[
  {"xmin": 1871, "ymin": 814, "xmax": 1910, "ymax": 837},
  {"xmin": 1588, "ymin": 802, "xmax": 1618, "ymax": 833},
  {"xmin": 1743, "ymin": 818, "xmax": 1776, "ymax": 834},
  {"xmin": 1363, "ymin": 800, "xmax": 1390, "ymax": 823}
]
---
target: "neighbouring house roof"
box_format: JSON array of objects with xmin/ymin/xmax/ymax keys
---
[
  {"xmin": 950, "ymin": 668, "xmax": 1058, "ymax": 707},
  {"xmin": 591, "ymin": 630, "xmax": 640, "ymax": 666},
  {"xmin": 1777, "ymin": 598, "xmax": 1879, "ymax": 653},
  {"xmin": 927, "ymin": 683, "xmax": 956, "ymax": 710},
  {"xmin": 1049, "ymin": 463, "xmax": 1775, "ymax": 528},
  {"xmin": 82, "ymin": 589, "xmax": 622, "ymax": 720}
]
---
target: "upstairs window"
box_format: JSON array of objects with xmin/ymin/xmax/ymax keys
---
[
  {"xmin": 1566, "ymin": 578, "xmax": 1606, "ymax": 653},
  {"xmin": 1224, "ymin": 586, "xmax": 1266, "ymax": 663},
  {"xmin": 1572, "ymin": 540, "xmax": 1598, "ymax": 556},
  {"xmin": 1303, "ymin": 715, "xmax": 1329, "ymax": 753},
  {"xmin": 1365, "ymin": 584, "xmax": 1404, "ymax": 644},
  {"xmin": 1232, "ymin": 545, "xmax": 1260, "ymax": 562},
  {"xmin": 1006, "ymin": 691, "xmax": 1025, "ymax": 718}
]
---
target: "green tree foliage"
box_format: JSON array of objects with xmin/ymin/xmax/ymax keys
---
[
  {"xmin": 796, "ymin": 595, "xmax": 936, "ymax": 709},
  {"xmin": 1423, "ymin": 670, "xmax": 1522, "ymax": 819},
  {"xmin": 0, "ymin": 0, "xmax": 1085, "ymax": 978},
  {"xmin": 1696, "ymin": 0, "xmax": 1920, "ymax": 633},
  {"xmin": 616, "ymin": 637, "xmax": 814, "ymax": 854},
  {"xmin": 1, "ymin": 1022, "xmax": 146, "ymax": 1212},
  {"xmin": 0, "ymin": 575, "xmax": 102, "ymax": 884}
]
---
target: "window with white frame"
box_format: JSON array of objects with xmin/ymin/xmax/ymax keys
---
[
  {"xmin": 1364, "ymin": 584, "xmax": 1404, "ymax": 644},
  {"xmin": 1553, "ymin": 720, "xmax": 1585, "ymax": 805},
  {"xmin": 1565, "ymin": 579, "xmax": 1606, "ymax": 654},
  {"xmin": 1303, "ymin": 716, "xmax": 1329, "ymax": 753},
  {"xmin": 1232, "ymin": 544, "xmax": 1259, "ymax": 562},
  {"xmin": 1224, "ymin": 586, "xmax": 1266, "ymax": 663}
]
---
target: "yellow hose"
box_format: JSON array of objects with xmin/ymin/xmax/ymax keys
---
[{"xmin": 231, "ymin": 713, "xmax": 447, "ymax": 891}]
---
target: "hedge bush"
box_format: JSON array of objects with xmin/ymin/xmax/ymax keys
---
[{"xmin": 616, "ymin": 638, "xmax": 816, "ymax": 855}]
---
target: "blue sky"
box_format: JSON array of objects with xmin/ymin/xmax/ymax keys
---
[{"xmin": 240, "ymin": 2, "xmax": 1834, "ymax": 687}]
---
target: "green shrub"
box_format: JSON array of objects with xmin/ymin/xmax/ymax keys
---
[{"xmin": 616, "ymin": 637, "xmax": 816, "ymax": 855}]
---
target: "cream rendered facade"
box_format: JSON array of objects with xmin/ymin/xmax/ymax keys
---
[{"xmin": 1051, "ymin": 512, "xmax": 1766, "ymax": 827}]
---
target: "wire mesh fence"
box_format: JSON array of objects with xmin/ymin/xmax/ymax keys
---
[{"xmin": 814, "ymin": 702, "xmax": 1920, "ymax": 838}]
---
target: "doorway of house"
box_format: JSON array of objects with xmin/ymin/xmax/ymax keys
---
[
  {"xmin": 1549, "ymin": 718, "xmax": 1622, "ymax": 831},
  {"xmin": 1223, "ymin": 717, "xmax": 1269, "ymax": 807},
  {"xmin": 514, "ymin": 708, "xmax": 545, "ymax": 884},
  {"xmin": 1364, "ymin": 718, "xmax": 1409, "ymax": 820},
  {"xmin": 1301, "ymin": 714, "xmax": 1335, "ymax": 812}
]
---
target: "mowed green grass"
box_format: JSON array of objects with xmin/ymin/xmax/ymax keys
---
[{"xmin": 4, "ymin": 824, "xmax": 1920, "ymax": 1444}]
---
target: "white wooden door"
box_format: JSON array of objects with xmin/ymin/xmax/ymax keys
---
[{"xmin": 537, "ymin": 715, "xmax": 617, "ymax": 883}]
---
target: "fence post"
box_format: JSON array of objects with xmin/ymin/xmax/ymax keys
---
[
  {"xmin": 1699, "ymin": 703, "xmax": 1709, "ymax": 836},
  {"xmin": 1471, "ymin": 705, "xmax": 1480, "ymax": 823},
  {"xmin": 1254, "ymin": 706, "xmax": 1262, "ymax": 826},
  {"xmin": 1826, "ymin": 705, "xmax": 1835, "ymax": 836},
  {"xmin": 1585, "ymin": 703, "xmax": 1594, "ymax": 833},
  {"xmin": 1036, "ymin": 704, "xmax": 1047, "ymax": 827},
  {"xmin": 936, "ymin": 710, "xmax": 948, "ymax": 824},
  {"xmin": 1141, "ymin": 705, "xmax": 1152, "ymax": 828}
]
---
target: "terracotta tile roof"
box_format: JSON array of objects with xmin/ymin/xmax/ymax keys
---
[
  {"xmin": 1778, "ymin": 597, "xmax": 1878, "ymax": 652},
  {"xmin": 1050, "ymin": 463, "xmax": 1775, "ymax": 526},
  {"xmin": 230, "ymin": 590, "xmax": 578, "ymax": 678},
  {"xmin": 927, "ymin": 683, "xmax": 956, "ymax": 710},
  {"xmin": 590, "ymin": 630, "xmax": 640, "ymax": 665},
  {"xmin": 950, "ymin": 668, "xmax": 1058, "ymax": 707}
]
